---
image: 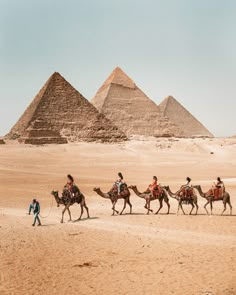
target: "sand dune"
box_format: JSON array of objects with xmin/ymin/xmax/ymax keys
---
[{"xmin": 1, "ymin": 137, "xmax": 236, "ymax": 295}]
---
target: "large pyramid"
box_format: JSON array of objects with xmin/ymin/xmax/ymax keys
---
[
  {"xmin": 91, "ymin": 67, "xmax": 183, "ymax": 137},
  {"xmin": 159, "ymin": 96, "xmax": 213, "ymax": 137},
  {"xmin": 8, "ymin": 72, "xmax": 127, "ymax": 144}
]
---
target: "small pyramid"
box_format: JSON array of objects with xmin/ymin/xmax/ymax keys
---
[
  {"xmin": 159, "ymin": 96, "xmax": 213, "ymax": 137},
  {"xmin": 92, "ymin": 67, "xmax": 183, "ymax": 137},
  {"xmin": 7, "ymin": 72, "xmax": 127, "ymax": 144}
]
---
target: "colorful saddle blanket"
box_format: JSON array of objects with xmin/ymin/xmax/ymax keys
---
[
  {"xmin": 206, "ymin": 188, "xmax": 223, "ymax": 199},
  {"xmin": 145, "ymin": 186, "xmax": 163, "ymax": 197},
  {"xmin": 109, "ymin": 183, "xmax": 128, "ymax": 197},
  {"xmin": 179, "ymin": 187, "xmax": 194, "ymax": 199}
]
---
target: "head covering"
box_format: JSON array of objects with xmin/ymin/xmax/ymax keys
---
[
  {"xmin": 118, "ymin": 172, "xmax": 123, "ymax": 180},
  {"xmin": 67, "ymin": 174, "xmax": 74, "ymax": 183}
]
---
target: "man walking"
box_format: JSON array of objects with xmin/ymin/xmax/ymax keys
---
[{"xmin": 32, "ymin": 199, "xmax": 41, "ymax": 226}]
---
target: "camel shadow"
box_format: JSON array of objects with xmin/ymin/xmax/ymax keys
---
[{"xmin": 72, "ymin": 217, "xmax": 99, "ymax": 223}]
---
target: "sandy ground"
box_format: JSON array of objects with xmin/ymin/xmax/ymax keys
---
[{"xmin": 0, "ymin": 137, "xmax": 236, "ymax": 295}]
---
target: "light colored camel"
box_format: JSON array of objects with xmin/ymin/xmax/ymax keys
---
[
  {"xmin": 193, "ymin": 185, "xmax": 232, "ymax": 215},
  {"xmin": 51, "ymin": 190, "xmax": 90, "ymax": 223},
  {"xmin": 128, "ymin": 185, "xmax": 170, "ymax": 214},
  {"xmin": 93, "ymin": 185, "xmax": 132, "ymax": 215},
  {"xmin": 162, "ymin": 186, "xmax": 198, "ymax": 215}
]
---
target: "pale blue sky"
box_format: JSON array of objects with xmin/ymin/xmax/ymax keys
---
[{"xmin": 0, "ymin": 0, "xmax": 235, "ymax": 137}]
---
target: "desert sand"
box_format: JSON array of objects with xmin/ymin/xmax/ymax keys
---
[{"xmin": 1, "ymin": 137, "xmax": 236, "ymax": 295}]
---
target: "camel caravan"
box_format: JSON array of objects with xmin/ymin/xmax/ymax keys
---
[{"xmin": 52, "ymin": 174, "xmax": 233, "ymax": 223}]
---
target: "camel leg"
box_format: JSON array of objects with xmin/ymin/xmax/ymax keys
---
[
  {"xmin": 120, "ymin": 199, "xmax": 127, "ymax": 215},
  {"xmin": 112, "ymin": 200, "xmax": 119, "ymax": 215},
  {"xmin": 146, "ymin": 200, "xmax": 151, "ymax": 215},
  {"xmin": 144, "ymin": 200, "xmax": 153, "ymax": 213},
  {"xmin": 155, "ymin": 199, "xmax": 163, "ymax": 215},
  {"xmin": 228, "ymin": 201, "xmax": 233, "ymax": 215},
  {"xmin": 127, "ymin": 198, "xmax": 132, "ymax": 214},
  {"xmin": 165, "ymin": 199, "xmax": 170, "ymax": 214},
  {"xmin": 67, "ymin": 207, "xmax": 72, "ymax": 221},
  {"xmin": 179, "ymin": 201, "xmax": 185, "ymax": 215},
  {"xmin": 189, "ymin": 202, "xmax": 194, "ymax": 215},
  {"xmin": 221, "ymin": 201, "xmax": 227, "ymax": 215},
  {"xmin": 61, "ymin": 206, "xmax": 67, "ymax": 223},
  {"xmin": 210, "ymin": 201, "xmax": 213, "ymax": 215},
  {"xmin": 204, "ymin": 201, "xmax": 210, "ymax": 215},
  {"xmin": 84, "ymin": 203, "xmax": 90, "ymax": 218},
  {"xmin": 78, "ymin": 204, "xmax": 84, "ymax": 220},
  {"xmin": 177, "ymin": 203, "xmax": 180, "ymax": 215},
  {"xmin": 195, "ymin": 201, "xmax": 199, "ymax": 215}
]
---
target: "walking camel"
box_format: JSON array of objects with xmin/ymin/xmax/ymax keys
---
[
  {"xmin": 51, "ymin": 190, "xmax": 90, "ymax": 223},
  {"xmin": 128, "ymin": 185, "xmax": 170, "ymax": 214},
  {"xmin": 193, "ymin": 185, "xmax": 232, "ymax": 215},
  {"xmin": 162, "ymin": 186, "xmax": 198, "ymax": 215},
  {"xmin": 93, "ymin": 184, "xmax": 132, "ymax": 215}
]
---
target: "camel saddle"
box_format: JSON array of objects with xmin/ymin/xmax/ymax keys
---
[
  {"xmin": 179, "ymin": 187, "xmax": 193, "ymax": 200},
  {"xmin": 109, "ymin": 183, "xmax": 127, "ymax": 197},
  {"xmin": 62, "ymin": 186, "xmax": 82, "ymax": 203},
  {"xmin": 145, "ymin": 186, "xmax": 163, "ymax": 197},
  {"xmin": 206, "ymin": 188, "xmax": 223, "ymax": 200}
]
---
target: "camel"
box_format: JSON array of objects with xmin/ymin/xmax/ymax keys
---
[
  {"xmin": 93, "ymin": 184, "xmax": 132, "ymax": 215},
  {"xmin": 162, "ymin": 186, "xmax": 198, "ymax": 215},
  {"xmin": 193, "ymin": 185, "xmax": 232, "ymax": 215},
  {"xmin": 51, "ymin": 190, "xmax": 90, "ymax": 223},
  {"xmin": 128, "ymin": 185, "xmax": 170, "ymax": 214}
]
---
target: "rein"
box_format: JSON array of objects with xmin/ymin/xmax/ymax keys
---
[{"xmin": 39, "ymin": 195, "xmax": 54, "ymax": 218}]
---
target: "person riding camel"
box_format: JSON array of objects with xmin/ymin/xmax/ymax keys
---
[
  {"xmin": 147, "ymin": 176, "xmax": 162, "ymax": 197},
  {"xmin": 63, "ymin": 174, "xmax": 80, "ymax": 200},
  {"xmin": 213, "ymin": 177, "xmax": 224, "ymax": 189},
  {"xmin": 212, "ymin": 177, "xmax": 225, "ymax": 197},
  {"xmin": 179, "ymin": 177, "xmax": 192, "ymax": 197},
  {"xmin": 115, "ymin": 172, "xmax": 124, "ymax": 195}
]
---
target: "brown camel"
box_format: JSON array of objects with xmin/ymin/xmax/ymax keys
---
[
  {"xmin": 162, "ymin": 186, "xmax": 198, "ymax": 215},
  {"xmin": 93, "ymin": 184, "xmax": 132, "ymax": 215},
  {"xmin": 51, "ymin": 190, "xmax": 90, "ymax": 223},
  {"xmin": 128, "ymin": 185, "xmax": 170, "ymax": 214},
  {"xmin": 193, "ymin": 185, "xmax": 232, "ymax": 215}
]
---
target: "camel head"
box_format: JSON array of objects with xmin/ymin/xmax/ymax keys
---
[
  {"xmin": 93, "ymin": 187, "xmax": 100, "ymax": 192},
  {"xmin": 51, "ymin": 190, "xmax": 60, "ymax": 207},
  {"xmin": 192, "ymin": 185, "xmax": 200, "ymax": 190},
  {"xmin": 162, "ymin": 185, "xmax": 169, "ymax": 190},
  {"xmin": 128, "ymin": 185, "xmax": 136, "ymax": 190},
  {"xmin": 51, "ymin": 190, "xmax": 58, "ymax": 196}
]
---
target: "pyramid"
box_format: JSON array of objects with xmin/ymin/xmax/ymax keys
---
[
  {"xmin": 92, "ymin": 67, "xmax": 183, "ymax": 137},
  {"xmin": 7, "ymin": 72, "xmax": 127, "ymax": 144},
  {"xmin": 159, "ymin": 96, "xmax": 213, "ymax": 137}
]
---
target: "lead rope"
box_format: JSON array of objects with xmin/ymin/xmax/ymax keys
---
[{"xmin": 39, "ymin": 196, "xmax": 54, "ymax": 218}]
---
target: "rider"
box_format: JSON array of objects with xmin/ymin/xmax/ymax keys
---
[
  {"xmin": 180, "ymin": 177, "xmax": 192, "ymax": 196},
  {"xmin": 213, "ymin": 177, "xmax": 224, "ymax": 189},
  {"xmin": 63, "ymin": 174, "xmax": 80, "ymax": 199},
  {"xmin": 148, "ymin": 176, "xmax": 161, "ymax": 197},
  {"xmin": 213, "ymin": 177, "xmax": 225, "ymax": 196},
  {"xmin": 115, "ymin": 172, "xmax": 124, "ymax": 195}
]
